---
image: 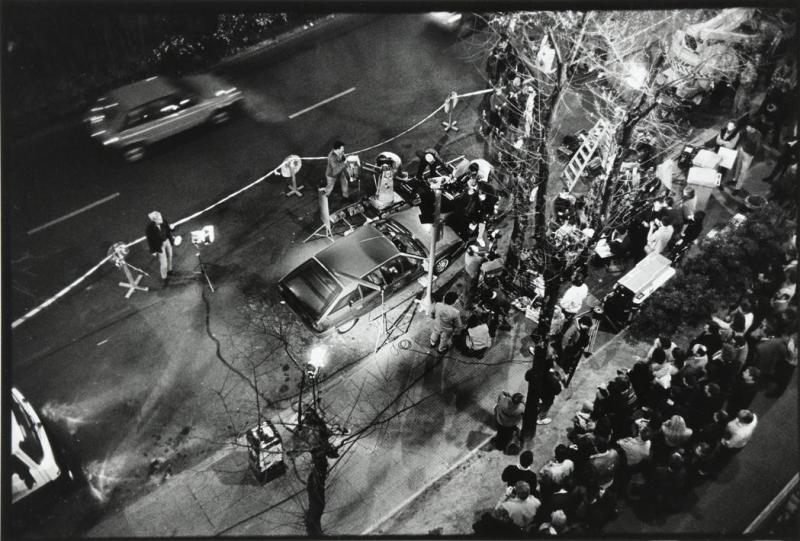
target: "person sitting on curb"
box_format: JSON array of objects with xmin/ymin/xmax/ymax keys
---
[
  {"xmin": 429, "ymin": 291, "xmax": 462, "ymax": 354},
  {"xmin": 462, "ymin": 313, "xmax": 492, "ymax": 358}
]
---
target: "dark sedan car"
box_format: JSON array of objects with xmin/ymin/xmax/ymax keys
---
[{"xmin": 279, "ymin": 207, "xmax": 465, "ymax": 333}]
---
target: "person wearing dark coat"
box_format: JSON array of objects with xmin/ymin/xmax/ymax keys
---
[
  {"xmin": 726, "ymin": 367, "xmax": 761, "ymax": 416},
  {"xmin": 628, "ymin": 361, "xmax": 654, "ymax": 406},
  {"xmin": 684, "ymin": 383, "xmax": 724, "ymax": 429},
  {"xmin": 691, "ymin": 321, "xmax": 724, "ymax": 359},
  {"xmin": 145, "ymin": 210, "xmax": 175, "ymax": 282},
  {"xmin": 502, "ymin": 450, "xmax": 539, "ymax": 495}
]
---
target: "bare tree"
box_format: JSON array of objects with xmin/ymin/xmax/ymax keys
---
[
  {"xmin": 474, "ymin": 8, "xmax": 770, "ymax": 435},
  {"xmin": 204, "ymin": 286, "xmax": 504, "ymax": 535}
]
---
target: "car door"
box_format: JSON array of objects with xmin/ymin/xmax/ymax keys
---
[
  {"xmin": 321, "ymin": 289, "xmax": 362, "ymax": 330},
  {"xmin": 380, "ymin": 255, "xmax": 419, "ymax": 296},
  {"xmin": 146, "ymin": 94, "xmax": 187, "ymax": 140},
  {"xmin": 354, "ymin": 269, "xmax": 386, "ymax": 317},
  {"xmin": 171, "ymin": 92, "xmax": 208, "ymax": 132}
]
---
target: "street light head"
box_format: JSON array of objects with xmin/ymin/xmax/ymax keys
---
[
  {"xmin": 309, "ymin": 345, "xmax": 327, "ymax": 369},
  {"xmin": 624, "ymin": 63, "xmax": 649, "ymax": 90}
]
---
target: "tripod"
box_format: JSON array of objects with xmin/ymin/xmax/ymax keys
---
[
  {"xmin": 193, "ymin": 243, "xmax": 215, "ymax": 292},
  {"xmin": 304, "ymin": 188, "xmax": 335, "ymax": 243}
]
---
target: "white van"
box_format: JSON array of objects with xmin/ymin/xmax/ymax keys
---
[{"xmin": 11, "ymin": 387, "xmax": 68, "ymax": 504}]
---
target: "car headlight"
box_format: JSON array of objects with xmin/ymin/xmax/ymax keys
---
[
  {"xmin": 103, "ymin": 137, "xmax": 120, "ymax": 145},
  {"xmin": 215, "ymin": 88, "xmax": 238, "ymax": 97}
]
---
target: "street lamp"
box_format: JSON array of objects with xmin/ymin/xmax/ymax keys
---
[
  {"xmin": 623, "ymin": 63, "xmax": 649, "ymax": 90},
  {"xmin": 307, "ymin": 345, "xmax": 327, "ymax": 379}
]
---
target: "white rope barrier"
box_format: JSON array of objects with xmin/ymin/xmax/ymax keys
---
[{"xmin": 11, "ymin": 88, "xmax": 491, "ymax": 329}]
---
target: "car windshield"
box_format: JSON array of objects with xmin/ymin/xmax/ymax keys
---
[
  {"xmin": 283, "ymin": 259, "xmax": 342, "ymax": 317},
  {"xmin": 168, "ymin": 76, "xmax": 198, "ymax": 97},
  {"xmin": 11, "ymin": 399, "xmax": 44, "ymax": 464}
]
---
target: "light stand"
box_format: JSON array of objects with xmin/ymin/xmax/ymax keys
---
[
  {"xmin": 107, "ymin": 242, "xmax": 149, "ymax": 298},
  {"xmin": 191, "ymin": 226, "xmax": 216, "ymax": 292},
  {"xmin": 304, "ymin": 188, "xmax": 335, "ymax": 243},
  {"xmin": 281, "ymin": 155, "xmax": 304, "ymax": 198},
  {"xmin": 442, "ymin": 91, "xmax": 460, "ymax": 132}
]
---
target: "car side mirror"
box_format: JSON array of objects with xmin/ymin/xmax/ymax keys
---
[{"xmin": 349, "ymin": 299, "xmax": 355, "ymax": 307}]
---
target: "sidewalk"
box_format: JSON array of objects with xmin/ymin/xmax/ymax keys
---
[{"xmin": 86, "ymin": 256, "xmax": 539, "ymax": 536}]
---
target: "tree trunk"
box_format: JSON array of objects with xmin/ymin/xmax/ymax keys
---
[{"xmin": 305, "ymin": 450, "xmax": 327, "ymax": 536}]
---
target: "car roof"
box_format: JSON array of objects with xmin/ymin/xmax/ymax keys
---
[
  {"xmin": 314, "ymin": 224, "xmax": 399, "ymax": 285},
  {"xmin": 108, "ymin": 76, "xmax": 179, "ymax": 110}
]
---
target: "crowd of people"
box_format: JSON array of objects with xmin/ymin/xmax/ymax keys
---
[{"xmin": 472, "ymin": 229, "xmax": 796, "ymax": 535}]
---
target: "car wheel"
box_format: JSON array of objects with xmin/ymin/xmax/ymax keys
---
[
  {"xmin": 434, "ymin": 257, "xmax": 450, "ymax": 274},
  {"xmin": 210, "ymin": 108, "xmax": 231, "ymax": 125},
  {"xmin": 336, "ymin": 318, "xmax": 358, "ymax": 334},
  {"xmin": 122, "ymin": 144, "xmax": 146, "ymax": 163}
]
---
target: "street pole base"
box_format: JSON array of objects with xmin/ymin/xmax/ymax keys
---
[
  {"xmin": 442, "ymin": 120, "xmax": 459, "ymax": 132},
  {"xmin": 118, "ymin": 274, "xmax": 148, "ymax": 299},
  {"xmin": 304, "ymin": 224, "xmax": 335, "ymax": 244},
  {"xmin": 285, "ymin": 184, "xmax": 305, "ymax": 197}
]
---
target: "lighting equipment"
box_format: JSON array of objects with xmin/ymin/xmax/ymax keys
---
[
  {"xmin": 191, "ymin": 225, "xmax": 216, "ymax": 292},
  {"xmin": 191, "ymin": 225, "xmax": 215, "ymax": 245},
  {"xmin": 281, "ymin": 154, "xmax": 304, "ymax": 198},
  {"xmin": 107, "ymin": 242, "xmax": 149, "ymax": 298}
]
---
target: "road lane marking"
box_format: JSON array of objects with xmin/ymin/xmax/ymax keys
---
[
  {"xmin": 288, "ymin": 87, "xmax": 356, "ymax": 119},
  {"xmin": 27, "ymin": 192, "xmax": 120, "ymax": 235}
]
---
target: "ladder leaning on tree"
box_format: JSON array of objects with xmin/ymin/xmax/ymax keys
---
[{"xmin": 561, "ymin": 118, "xmax": 616, "ymax": 193}]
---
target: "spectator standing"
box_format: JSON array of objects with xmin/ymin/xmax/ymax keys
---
[
  {"xmin": 730, "ymin": 121, "xmax": 763, "ymax": 196},
  {"xmin": 733, "ymin": 59, "xmax": 758, "ymax": 116},
  {"xmin": 539, "ymin": 445, "xmax": 575, "ymax": 494},
  {"xmin": 494, "ymin": 391, "xmax": 525, "ymax": 452},
  {"xmin": 617, "ymin": 426, "xmax": 653, "ymax": 470},
  {"xmin": 559, "ymin": 273, "xmax": 589, "ymax": 320},
  {"xmin": 691, "ymin": 321, "xmax": 724, "ymax": 359},
  {"xmin": 720, "ymin": 410, "xmax": 758, "ymax": 450},
  {"xmin": 560, "ymin": 315, "xmax": 593, "ymax": 376},
  {"xmin": 762, "ymin": 135, "xmax": 798, "ymax": 184},
  {"xmin": 536, "ymin": 367, "xmax": 564, "ymax": 425},
  {"xmin": 145, "ymin": 211, "xmax": 175, "ymax": 284},
  {"xmin": 415, "ymin": 147, "xmax": 449, "ymax": 181},
  {"xmin": 462, "ymin": 245, "xmax": 485, "ymax": 309},
  {"xmin": 323, "ymin": 141, "xmax": 350, "ymax": 199},
  {"xmin": 715, "ymin": 120, "xmax": 741, "ymax": 150},
  {"xmin": 429, "ymin": 291, "xmax": 462, "ymax": 353},
  {"xmin": 726, "ymin": 367, "xmax": 761, "ymax": 415},
  {"xmin": 501, "ymin": 450, "xmax": 538, "ymax": 493},
  {"xmin": 482, "ymin": 287, "xmax": 512, "ymax": 332},
  {"xmin": 645, "ymin": 214, "xmax": 674, "ymax": 256},
  {"xmin": 496, "ymin": 481, "xmax": 541, "ymax": 530}
]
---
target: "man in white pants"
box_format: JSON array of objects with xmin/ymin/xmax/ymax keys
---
[{"xmin": 145, "ymin": 211, "xmax": 175, "ymax": 284}]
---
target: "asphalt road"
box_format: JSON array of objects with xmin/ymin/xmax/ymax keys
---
[
  {"xmin": 6, "ymin": 13, "xmax": 483, "ymax": 320},
  {"xmin": 8, "ymin": 12, "xmax": 487, "ymax": 536}
]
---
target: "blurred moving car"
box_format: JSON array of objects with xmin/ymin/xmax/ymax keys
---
[
  {"xmin": 11, "ymin": 387, "xmax": 70, "ymax": 505},
  {"xmin": 279, "ymin": 206, "xmax": 466, "ymax": 333},
  {"xmin": 427, "ymin": 12, "xmax": 486, "ymax": 37},
  {"xmin": 85, "ymin": 74, "xmax": 242, "ymax": 162}
]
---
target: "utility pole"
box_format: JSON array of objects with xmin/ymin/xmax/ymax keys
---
[{"xmin": 420, "ymin": 180, "xmax": 443, "ymax": 313}]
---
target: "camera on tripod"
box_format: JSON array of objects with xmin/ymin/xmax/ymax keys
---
[{"xmin": 190, "ymin": 225, "xmax": 215, "ymax": 246}]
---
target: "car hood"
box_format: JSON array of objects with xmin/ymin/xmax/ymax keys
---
[{"xmin": 388, "ymin": 206, "xmax": 461, "ymax": 257}]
